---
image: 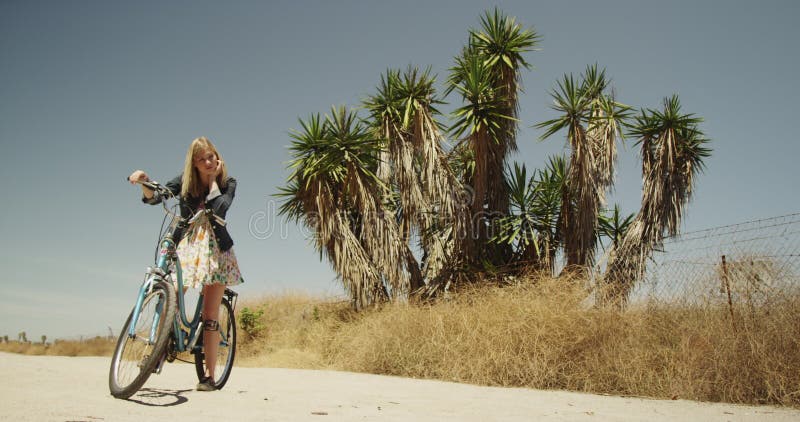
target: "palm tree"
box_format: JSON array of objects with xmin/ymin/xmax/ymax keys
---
[
  {"xmin": 364, "ymin": 67, "xmax": 468, "ymax": 287},
  {"xmin": 536, "ymin": 65, "xmax": 630, "ymax": 274},
  {"xmin": 471, "ymin": 8, "xmax": 541, "ymax": 219},
  {"xmin": 603, "ymin": 95, "xmax": 711, "ymax": 304},
  {"xmin": 278, "ymin": 107, "xmax": 421, "ymax": 309},
  {"xmin": 401, "ymin": 67, "xmax": 473, "ymax": 283},
  {"xmin": 532, "ymin": 155, "xmax": 567, "ymax": 274},
  {"xmin": 365, "ymin": 69, "xmax": 429, "ymax": 293},
  {"xmin": 447, "ymin": 9, "xmax": 540, "ymax": 267},
  {"xmin": 491, "ymin": 162, "xmax": 538, "ymax": 264},
  {"xmin": 491, "ymin": 156, "xmax": 566, "ymax": 274}
]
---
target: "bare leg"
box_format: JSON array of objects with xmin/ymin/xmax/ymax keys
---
[{"xmin": 201, "ymin": 283, "xmax": 226, "ymax": 380}]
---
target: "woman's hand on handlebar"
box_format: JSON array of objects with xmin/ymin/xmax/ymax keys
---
[
  {"xmin": 128, "ymin": 170, "xmax": 150, "ymax": 184},
  {"xmin": 128, "ymin": 170, "xmax": 155, "ymax": 199}
]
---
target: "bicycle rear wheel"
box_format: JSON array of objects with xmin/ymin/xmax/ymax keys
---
[
  {"xmin": 194, "ymin": 298, "xmax": 237, "ymax": 389},
  {"xmin": 109, "ymin": 280, "xmax": 176, "ymax": 399}
]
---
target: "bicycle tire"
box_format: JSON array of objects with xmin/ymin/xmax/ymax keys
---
[
  {"xmin": 109, "ymin": 280, "xmax": 176, "ymax": 399},
  {"xmin": 194, "ymin": 298, "xmax": 237, "ymax": 389}
]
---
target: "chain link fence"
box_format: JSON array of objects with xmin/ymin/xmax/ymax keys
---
[{"xmin": 619, "ymin": 213, "xmax": 800, "ymax": 308}]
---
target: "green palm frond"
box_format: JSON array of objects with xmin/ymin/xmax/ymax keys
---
[
  {"xmin": 678, "ymin": 125, "xmax": 712, "ymax": 172},
  {"xmin": 275, "ymin": 178, "xmax": 304, "ymax": 222},
  {"xmin": 536, "ymin": 73, "xmax": 591, "ymax": 140},
  {"xmin": 506, "ymin": 162, "xmax": 533, "ymax": 212},
  {"xmin": 398, "ymin": 65, "xmax": 444, "ymax": 129},
  {"xmin": 364, "ymin": 69, "xmax": 403, "ymax": 128},
  {"xmin": 530, "ymin": 156, "xmax": 565, "ymax": 248},
  {"xmin": 628, "ymin": 95, "xmax": 704, "ymax": 143},
  {"xmin": 287, "ymin": 113, "xmax": 343, "ymax": 185},
  {"xmin": 285, "ymin": 107, "xmax": 385, "ymax": 198},
  {"xmin": 491, "ymin": 162, "xmax": 538, "ymax": 250},
  {"xmin": 489, "ymin": 156, "xmax": 568, "ymax": 271},
  {"xmin": 581, "ymin": 64, "xmax": 609, "ymax": 100},
  {"xmin": 533, "ymin": 155, "xmax": 566, "ymax": 228},
  {"xmin": 445, "ymin": 44, "xmax": 479, "ymax": 97},
  {"xmin": 471, "ymin": 7, "xmax": 541, "ymax": 73},
  {"xmin": 325, "ymin": 105, "xmax": 384, "ymax": 185},
  {"xmin": 536, "ymin": 66, "xmax": 632, "ymax": 270},
  {"xmin": 598, "ymin": 204, "xmax": 635, "ymax": 250},
  {"xmin": 449, "ymin": 52, "xmax": 515, "ymax": 140}
]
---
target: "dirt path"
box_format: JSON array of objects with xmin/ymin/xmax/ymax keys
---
[{"xmin": 2, "ymin": 352, "xmax": 798, "ymax": 421}]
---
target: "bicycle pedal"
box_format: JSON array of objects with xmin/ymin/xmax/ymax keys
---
[
  {"xmin": 138, "ymin": 354, "xmax": 150, "ymax": 369},
  {"xmin": 165, "ymin": 337, "xmax": 178, "ymax": 362}
]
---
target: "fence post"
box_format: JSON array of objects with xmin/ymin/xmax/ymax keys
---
[{"xmin": 721, "ymin": 255, "xmax": 737, "ymax": 331}]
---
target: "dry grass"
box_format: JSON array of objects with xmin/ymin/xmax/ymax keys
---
[
  {"xmin": 236, "ymin": 292, "xmax": 356, "ymax": 369},
  {"xmin": 0, "ymin": 336, "xmax": 115, "ymax": 357},
  {"xmin": 238, "ymin": 277, "xmax": 800, "ymax": 406},
  {"xmin": 3, "ymin": 275, "xmax": 798, "ymax": 407}
]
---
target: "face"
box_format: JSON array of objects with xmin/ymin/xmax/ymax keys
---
[{"xmin": 193, "ymin": 148, "xmax": 218, "ymax": 178}]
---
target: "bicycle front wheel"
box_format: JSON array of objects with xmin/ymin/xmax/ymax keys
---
[
  {"xmin": 109, "ymin": 280, "xmax": 176, "ymax": 399},
  {"xmin": 194, "ymin": 297, "xmax": 237, "ymax": 390}
]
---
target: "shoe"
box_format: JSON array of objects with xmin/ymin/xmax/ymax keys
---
[{"xmin": 196, "ymin": 376, "xmax": 216, "ymax": 391}]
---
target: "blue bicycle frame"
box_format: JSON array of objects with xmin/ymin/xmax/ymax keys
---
[{"xmin": 127, "ymin": 233, "xmax": 204, "ymax": 353}]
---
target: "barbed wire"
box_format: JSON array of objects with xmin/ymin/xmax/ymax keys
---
[
  {"xmin": 618, "ymin": 212, "xmax": 800, "ymax": 307},
  {"xmin": 664, "ymin": 212, "xmax": 800, "ymax": 241}
]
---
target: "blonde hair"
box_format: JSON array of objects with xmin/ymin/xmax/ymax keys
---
[{"xmin": 181, "ymin": 136, "xmax": 228, "ymax": 199}]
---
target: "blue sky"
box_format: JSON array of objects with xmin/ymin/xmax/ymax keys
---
[{"xmin": 2, "ymin": 0, "xmax": 798, "ymax": 339}]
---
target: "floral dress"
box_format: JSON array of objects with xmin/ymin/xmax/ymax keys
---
[{"xmin": 176, "ymin": 206, "xmax": 244, "ymax": 289}]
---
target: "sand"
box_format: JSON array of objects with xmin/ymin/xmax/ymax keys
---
[{"xmin": 2, "ymin": 352, "xmax": 798, "ymax": 421}]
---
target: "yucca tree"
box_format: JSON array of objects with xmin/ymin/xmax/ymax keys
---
[
  {"xmin": 278, "ymin": 107, "xmax": 421, "ymax": 309},
  {"xmin": 446, "ymin": 9, "xmax": 539, "ymax": 267},
  {"xmin": 400, "ymin": 67, "xmax": 472, "ymax": 282},
  {"xmin": 533, "ymin": 155, "xmax": 567, "ymax": 274},
  {"xmin": 536, "ymin": 65, "xmax": 630, "ymax": 274},
  {"xmin": 364, "ymin": 69, "xmax": 423, "ymax": 240},
  {"xmin": 471, "ymin": 8, "xmax": 541, "ymax": 218},
  {"xmin": 491, "ymin": 163, "xmax": 538, "ymax": 264},
  {"xmin": 449, "ymin": 50, "xmax": 512, "ymax": 261},
  {"xmin": 367, "ymin": 69, "xmax": 403, "ymax": 192},
  {"xmin": 491, "ymin": 156, "xmax": 566, "ymax": 274},
  {"xmin": 603, "ymin": 95, "xmax": 711, "ymax": 304},
  {"xmin": 364, "ymin": 67, "xmax": 468, "ymax": 288}
]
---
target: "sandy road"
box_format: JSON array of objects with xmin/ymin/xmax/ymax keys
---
[{"xmin": 1, "ymin": 352, "xmax": 798, "ymax": 422}]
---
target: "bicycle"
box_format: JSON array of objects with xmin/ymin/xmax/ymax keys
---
[{"xmin": 109, "ymin": 179, "xmax": 238, "ymax": 399}]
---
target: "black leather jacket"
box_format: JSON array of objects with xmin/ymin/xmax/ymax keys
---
[{"xmin": 143, "ymin": 174, "xmax": 237, "ymax": 251}]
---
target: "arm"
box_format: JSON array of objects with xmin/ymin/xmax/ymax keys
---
[
  {"xmin": 207, "ymin": 177, "xmax": 236, "ymax": 218},
  {"xmin": 141, "ymin": 174, "xmax": 182, "ymax": 205},
  {"xmin": 128, "ymin": 170, "xmax": 154, "ymax": 199}
]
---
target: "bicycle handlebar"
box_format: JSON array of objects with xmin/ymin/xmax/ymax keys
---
[
  {"xmin": 128, "ymin": 177, "xmax": 175, "ymax": 199},
  {"xmin": 128, "ymin": 177, "xmax": 226, "ymax": 226}
]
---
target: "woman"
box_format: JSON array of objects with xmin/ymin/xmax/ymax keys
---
[{"xmin": 128, "ymin": 136, "xmax": 243, "ymax": 391}]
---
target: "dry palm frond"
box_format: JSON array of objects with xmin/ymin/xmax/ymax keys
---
[
  {"xmin": 366, "ymin": 67, "xmax": 473, "ymax": 289},
  {"xmin": 310, "ymin": 180, "xmax": 385, "ymax": 307},
  {"xmin": 603, "ymin": 96, "xmax": 711, "ymax": 305},
  {"xmin": 538, "ymin": 65, "xmax": 630, "ymax": 272},
  {"xmin": 410, "ymin": 106, "xmax": 470, "ymax": 281},
  {"xmin": 279, "ymin": 107, "xmax": 423, "ymax": 308},
  {"xmin": 538, "ymin": 73, "xmax": 596, "ymax": 271}
]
